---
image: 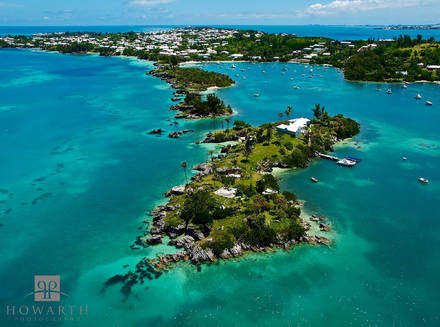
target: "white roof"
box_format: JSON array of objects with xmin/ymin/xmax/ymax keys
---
[
  {"xmin": 214, "ymin": 187, "xmax": 237, "ymax": 198},
  {"xmin": 277, "ymin": 118, "xmax": 310, "ymax": 134}
]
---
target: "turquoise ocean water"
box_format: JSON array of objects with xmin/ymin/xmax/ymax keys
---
[{"xmin": 0, "ymin": 48, "xmax": 439, "ymax": 326}]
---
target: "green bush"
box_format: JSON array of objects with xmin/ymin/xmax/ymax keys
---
[{"xmin": 256, "ymin": 174, "xmax": 280, "ymax": 193}]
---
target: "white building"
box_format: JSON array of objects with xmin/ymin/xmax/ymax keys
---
[
  {"xmin": 276, "ymin": 118, "xmax": 310, "ymax": 136},
  {"xmin": 427, "ymin": 65, "xmax": 440, "ymax": 71}
]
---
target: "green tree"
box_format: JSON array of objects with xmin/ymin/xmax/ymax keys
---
[
  {"xmin": 181, "ymin": 161, "xmax": 188, "ymax": 184},
  {"xmin": 285, "ymin": 106, "xmax": 292, "ymax": 118},
  {"xmin": 181, "ymin": 191, "xmax": 218, "ymax": 229},
  {"xmin": 225, "ymin": 118, "xmax": 231, "ymax": 130}
]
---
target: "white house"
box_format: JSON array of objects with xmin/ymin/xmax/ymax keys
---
[
  {"xmin": 276, "ymin": 118, "xmax": 310, "ymax": 136},
  {"xmin": 427, "ymin": 65, "xmax": 440, "ymax": 71}
]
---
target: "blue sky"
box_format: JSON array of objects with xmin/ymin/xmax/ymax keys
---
[{"xmin": 0, "ymin": 0, "xmax": 439, "ymax": 26}]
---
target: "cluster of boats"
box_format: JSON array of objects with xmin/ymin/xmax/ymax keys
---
[{"xmin": 384, "ymin": 84, "xmax": 433, "ymax": 106}]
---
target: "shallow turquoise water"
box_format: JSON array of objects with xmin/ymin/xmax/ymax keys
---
[{"xmin": 1, "ymin": 50, "xmax": 440, "ymax": 326}]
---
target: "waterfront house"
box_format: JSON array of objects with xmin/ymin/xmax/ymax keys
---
[{"xmin": 276, "ymin": 118, "xmax": 310, "ymax": 136}]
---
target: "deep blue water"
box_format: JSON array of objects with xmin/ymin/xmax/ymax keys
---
[
  {"xmin": 2, "ymin": 25, "xmax": 440, "ymax": 40},
  {"xmin": 0, "ymin": 48, "xmax": 439, "ymax": 326}
]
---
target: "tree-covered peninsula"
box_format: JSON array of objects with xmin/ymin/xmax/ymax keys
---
[
  {"xmin": 107, "ymin": 106, "xmax": 359, "ymax": 293},
  {"xmin": 148, "ymin": 64, "xmax": 235, "ymax": 119},
  {"xmin": 140, "ymin": 106, "xmax": 359, "ymax": 270}
]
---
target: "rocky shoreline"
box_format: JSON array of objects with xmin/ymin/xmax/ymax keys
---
[{"xmin": 131, "ymin": 127, "xmax": 337, "ymax": 266}]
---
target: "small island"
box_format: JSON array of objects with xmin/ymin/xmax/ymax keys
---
[
  {"xmin": 108, "ymin": 105, "xmax": 360, "ymax": 296},
  {"xmin": 147, "ymin": 65, "xmax": 235, "ymax": 119}
]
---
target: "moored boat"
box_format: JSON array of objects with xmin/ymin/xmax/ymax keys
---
[
  {"xmin": 426, "ymin": 101, "xmax": 433, "ymax": 106},
  {"xmin": 311, "ymin": 177, "xmax": 319, "ymax": 183},
  {"xmin": 416, "ymin": 94, "xmax": 422, "ymax": 100},
  {"xmin": 418, "ymin": 177, "xmax": 429, "ymax": 184},
  {"xmin": 337, "ymin": 158, "xmax": 357, "ymax": 167}
]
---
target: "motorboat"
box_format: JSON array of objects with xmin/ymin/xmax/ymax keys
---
[
  {"xmin": 337, "ymin": 158, "xmax": 357, "ymax": 167},
  {"xmin": 418, "ymin": 177, "xmax": 429, "ymax": 184},
  {"xmin": 416, "ymin": 94, "xmax": 422, "ymax": 100},
  {"xmin": 311, "ymin": 177, "xmax": 319, "ymax": 183},
  {"xmin": 426, "ymin": 101, "xmax": 433, "ymax": 106}
]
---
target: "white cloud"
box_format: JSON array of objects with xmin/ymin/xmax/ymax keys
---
[
  {"xmin": 130, "ymin": 0, "xmax": 176, "ymax": 6},
  {"xmin": 302, "ymin": 0, "xmax": 421, "ymax": 16}
]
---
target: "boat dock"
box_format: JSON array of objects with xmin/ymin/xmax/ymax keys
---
[{"xmin": 316, "ymin": 152, "xmax": 340, "ymax": 161}]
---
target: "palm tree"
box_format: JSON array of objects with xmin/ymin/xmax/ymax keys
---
[
  {"xmin": 285, "ymin": 106, "xmax": 292, "ymax": 118},
  {"xmin": 313, "ymin": 104, "xmax": 324, "ymax": 120},
  {"xmin": 208, "ymin": 150, "xmax": 214, "ymax": 161},
  {"xmin": 225, "ymin": 118, "xmax": 231, "ymax": 130},
  {"xmin": 181, "ymin": 161, "xmax": 188, "ymax": 184}
]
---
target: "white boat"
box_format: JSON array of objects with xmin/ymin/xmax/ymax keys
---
[
  {"xmin": 403, "ymin": 84, "xmax": 407, "ymax": 89},
  {"xmin": 242, "ymin": 77, "xmax": 247, "ymax": 80},
  {"xmin": 231, "ymin": 64, "xmax": 236, "ymax": 69},
  {"xmin": 311, "ymin": 177, "xmax": 319, "ymax": 183},
  {"xmin": 387, "ymin": 89, "xmax": 392, "ymax": 94},
  {"xmin": 416, "ymin": 94, "xmax": 422, "ymax": 100},
  {"xmin": 290, "ymin": 78, "xmax": 294, "ymax": 81},
  {"xmin": 402, "ymin": 156, "xmax": 407, "ymax": 161},
  {"xmin": 426, "ymin": 101, "xmax": 433, "ymax": 106},
  {"xmin": 418, "ymin": 177, "xmax": 429, "ymax": 184},
  {"xmin": 254, "ymin": 93, "xmax": 260, "ymax": 97},
  {"xmin": 262, "ymin": 70, "xmax": 266, "ymax": 73},
  {"xmin": 293, "ymin": 85, "xmax": 300, "ymax": 89},
  {"xmin": 337, "ymin": 158, "xmax": 357, "ymax": 167}
]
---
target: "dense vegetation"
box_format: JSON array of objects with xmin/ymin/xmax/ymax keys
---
[
  {"xmin": 162, "ymin": 106, "xmax": 359, "ymax": 254},
  {"xmin": 183, "ymin": 93, "xmax": 233, "ymax": 117},
  {"xmin": 162, "ymin": 66, "xmax": 235, "ymax": 90},
  {"xmin": 196, "ymin": 30, "xmax": 328, "ymax": 62},
  {"xmin": 311, "ymin": 35, "xmax": 440, "ymax": 82}
]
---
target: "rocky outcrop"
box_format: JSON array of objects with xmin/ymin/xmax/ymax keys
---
[
  {"xmin": 165, "ymin": 185, "xmax": 185, "ymax": 197},
  {"xmin": 146, "ymin": 236, "xmax": 162, "ymax": 245},
  {"xmin": 148, "ymin": 128, "xmax": 162, "ymax": 135},
  {"xmin": 169, "ymin": 235, "xmax": 195, "ymax": 248},
  {"xmin": 185, "ymin": 244, "xmax": 215, "ymax": 264}
]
